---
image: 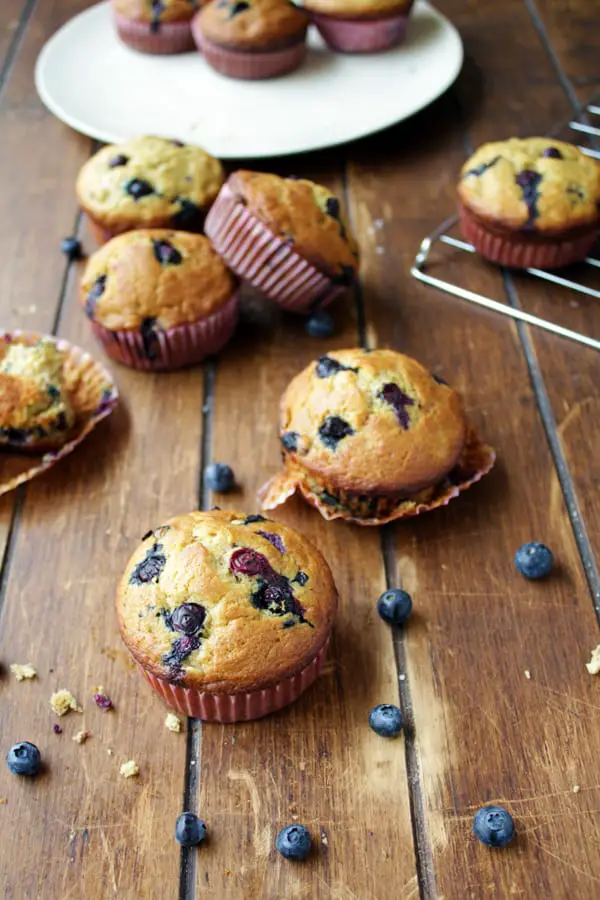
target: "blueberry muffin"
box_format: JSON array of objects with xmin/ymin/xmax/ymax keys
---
[
  {"xmin": 205, "ymin": 171, "xmax": 359, "ymax": 313},
  {"xmin": 80, "ymin": 229, "xmax": 239, "ymax": 371},
  {"xmin": 261, "ymin": 348, "xmax": 495, "ymax": 524},
  {"xmin": 0, "ymin": 340, "xmax": 75, "ymax": 451},
  {"xmin": 116, "ymin": 510, "xmax": 338, "ymax": 721},
  {"xmin": 76, "ymin": 136, "xmax": 225, "ymax": 244},
  {"xmin": 112, "ymin": 0, "xmax": 201, "ymax": 54},
  {"xmin": 302, "ymin": 0, "xmax": 414, "ymax": 53},
  {"xmin": 192, "ymin": 0, "xmax": 309, "ymax": 79},
  {"xmin": 458, "ymin": 137, "xmax": 600, "ymax": 269}
]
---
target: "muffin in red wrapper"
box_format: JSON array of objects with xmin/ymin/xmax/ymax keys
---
[
  {"xmin": 80, "ymin": 230, "xmax": 239, "ymax": 371},
  {"xmin": 303, "ymin": 0, "xmax": 413, "ymax": 53},
  {"xmin": 112, "ymin": 0, "xmax": 200, "ymax": 54},
  {"xmin": 193, "ymin": 0, "xmax": 308, "ymax": 80},
  {"xmin": 116, "ymin": 510, "xmax": 338, "ymax": 723},
  {"xmin": 260, "ymin": 348, "xmax": 495, "ymax": 525},
  {"xmin": 458, "ymin": 137, "xmax": 600, "ymax": 270},
  {"xmin": 205, "ymin": 172, "xmax": 359, "ymax": 313}
]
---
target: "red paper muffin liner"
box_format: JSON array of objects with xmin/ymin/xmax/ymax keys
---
[
  {"xmin": 113, "ymin": 9, "xmax": 196, "ymax": 54},
  {"xmin": 138, "ymin": 637, "xmax": 330, "ymax": 723},
  {"xmin": 205, "ymin": 184, "xmax": 347, "ymax": 313},
  {"xmin": 260, "ymin": 424, "xmax": 495, "ymax": 526},
  {"xmin": 459, "ymin": 204, "xmax": 599, "ymax": 270},
  {"xmin": 310, "ymin": 9, "xmax": 411, "ymax": 53},
  {"xmin": 89, "ymin": 292, "xmax": 239, "ymax": 371},
  {"xmin": 192, "ymin": 21, "xmax": 307, "ymax": 79}
]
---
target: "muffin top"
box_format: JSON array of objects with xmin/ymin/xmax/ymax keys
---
[
  {"xmin": 80, "ymin": 230, "xmax": 237, "ymax": 331},
  {"xmin": 116, "ymin": 510, "xmax": 337, "ymax": 692},
  {"xmin": 0, "ymin": 340, "xmax": 74, "ymax": 447},
  {"xmin": 227, "ymin": 171, "xmax": 359, "ymax": 283},
  {"xmin": 301, "ymin": 0, "xmax": 412, "ymax": 17},
  {"xmin": 458, "ymin": 137, "xmax": 600, "ymax": 235},
  {"xmin": 113, "ymin": 0, "xmax": 202, "ymax": 24},
  {"xmin": 279, "ymin": 348, "xmax": 466, "ymax": 495},
  {"xmin": 198, "ymin": 0, "xmax": 308, "ymax": 49},
  {"xmin": 76, "ymin": 136, "xmax": 225, "ymax": 233}
]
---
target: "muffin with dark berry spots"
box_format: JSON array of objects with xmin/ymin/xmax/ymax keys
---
[
  {"xmin": 261, "ymin": 348, "xmax": 495, "ymax": 525},
  {"xmin": 112, "ymin": 0, "xmax": 202, "ymax": 54},
  {"xmin": 458, "ymin": 137, "xmax": 600, "ymax": 269},
  {"xmin": 302, "ymin": 0, "xmax": 414, "ymax": 54},
  {"xmin": 80, "ymin": 230, "xmax": 238, "ymax": 371},
  {"xmin": 192, "ymin": 0, "xmax": 308, "ymax": 80},
  {"xmin": 76, "ymin": 136, "xmax": 225, "ymax": 244},
  {"xmin": 205, "ymin": 171, "xmax": 359, "ymax": 313},
  {"xmin": 116, "ymin": 510, "xmax": 338, "ymax": 722}
]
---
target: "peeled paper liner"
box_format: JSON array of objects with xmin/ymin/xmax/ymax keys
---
[
  {"xmin": 259, "ymin": 424, "xmax": 496, "ymax": 526},
  {"xmin": 0, "ymin": 330, "xmax": 119, "ymax": 497}
]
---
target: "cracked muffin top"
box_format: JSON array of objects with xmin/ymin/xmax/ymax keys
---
[
  {"xmin": 76, "ymin": 136, "xmax": 224, "ymax": 235},
  {"xmin": 458, "ymin": 137, "xmax": 600, "ymax": 235},
  {"xmin": 198, "ymin": 0, "xmax": 308, "ymax": 50},
  {"xmin": 113, "ymin": 0, "xmax": 202, "ymax": 24},
  {"xmin": 225, "ymin": 171, "xmax": 359, "ymax": 283},
  {"xmin": 279, "ymin": 348, "xmax": 466, "ymax": 495},
  {"xmin": 116, "ymin": 510, "xmax": 337, "ymax": 692},
  {"xmin": 80, "ymin": 230, "xmax": 237, "ymax": 330},
  {"xmin": 301, "ymin": 0, "xmax": 413, "ymax": 17}
]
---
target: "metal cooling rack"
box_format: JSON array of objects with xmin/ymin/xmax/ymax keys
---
[{"xmin": 411, "ymin": 103, "xmax": 600, "ymax": 352}]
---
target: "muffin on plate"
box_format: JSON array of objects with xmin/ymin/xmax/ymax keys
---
[
  {"xmin": 260, "ymin": 348, "xmax": 495, "ymax": 525},
  {"xmin": 80, "ymin": 229, "xmax": 239, "ymax": 371},
  {"xmin": 116, "ymin": 509, "xmax": 338, "ymax": 722},
  {"xmin": 458, "ymin": 137, "xmax": 600, "ymax": 269},
  {"xmin": 76, "ymin": 136, "xmax": 225, "ymax": 244},
  {"xmin": 302, "ymin": 0, "xmax": 414, "ymax": 53},
  {"xmin": 205, "ymin": 171, "xmax": 359, "ymax": 313},
  {"xmin": 111, "ymin": 0, "xmax": 201, "ymax": 54},
  {"xmin": 192, "ymin": 0, "xmax": 309, "ymax": 80}
]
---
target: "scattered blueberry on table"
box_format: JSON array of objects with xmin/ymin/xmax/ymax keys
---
[
  {"xmin": 514, "ymin": 542, "xmax": 553, "ymax": 579},
  {"xmin": 377, "ymin": 589, "xmax": 413, "ymax": 626},
  {"xmin": 175, "ymin": 812, "xmax": 207, "ymax": 847},
  {"xmin": 369, "ymin": 704, "xmax": 403, "ymax": 738},
  {"xmin": 276, "ymin": 825, "xmax": 312, "ymax": 860},
  {"xmin": 60, "ymin": 236, "xmax": 82, "ymax": 261},
  {"xmin": 6, "ymin": 741, "xmax": 41, "ymax": 776},
  {"xmin": 205, "ymin": 463, "xmax": 235, "ymax": 493},
  {"xmin": 305, "ymin": 310, "xmax": 334, "ymax": 339},
  {"xmin": 473, "ymin": 805, "xmax": 515, "ymax": 848}
]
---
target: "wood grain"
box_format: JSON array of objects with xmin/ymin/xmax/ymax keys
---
[{"xmin": 0, "ymin": 1, "xmax": 30, "ymax": 78}]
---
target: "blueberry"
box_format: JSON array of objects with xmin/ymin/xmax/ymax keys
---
[
  {"xmin": 305, "ymin": 310, "xmax": 334, "ymax": 339},
  {"xmin": 152, "ymin": 239, "xmax": 182, "ymax": 266},
  {"xmin": 84, "ymin": 274, "xmax": 107, "ymax": 318},
  {"xmin": 464, "ymin": 156, "xmax": 501, "ymax": 178},
  {"xmin": 60, "ymin": 236, "xmax": 82, "ymax": 261},
  {"xmin": 129, "ymin": 543, "xmax": 167, "ymax": 585},
  {"xmin": 175, "ymin": 812, "xmax": 207, "ymax": 847},
  {"xmin": 377, "ymin": 589, "xmax": 412, "ymax": 626},
  {"xmin": 125, "ymin": 178, "xmax": 155, "ymax": 200},
  {"xmin": 542, "ymin": 147, "xmax": 563, "ymax": 160},
  {"xmin": 275, "ymin": 825, "xmax": 311, "ymax": 861},
  {"xmin": 172, "ymin": 199, "xmax": 200, "ymax": 228},
  {"xmin": 205, "ymin": 463, "xmax": 234, "ymax": 493},
  {"xmin": 172, "ymin": 602, "xmax": 206, "ymax": 635},
  {"xmin": 6, "ymin": 741, "xmax": 41, "ymax": 776},
  {"xmin": 229, "ymin": 0, "xmax": 249, "ymax": 16},
  {"xmin": 318, "ymin": 415, "xmax": 354, "ymax": 450},
  {"xmin": 473, "ymin": 806, "xmax": 515, "ymax": 848},
  {"xmin": 140, "ymin": 316, "xmax": 159, "ymax": 360},
  {"xmin": 109, "ymin": 154, "xmax": 129, "ymax": 168},
  {"xmin": 379, "ymin": 383, "xmax": 415, "ymax": 430},
  {"xmin": 315, "ymin": 356, "xmax": 357, "ymax": 379},
  {"xmin": 280, "ymin": 431, "xmax": 299, "ymax": 453},
  {"xmin": 369, "ymin": 704, "xmax": 403, "ymax": 738},
  {"xmin": 514, "ymin": 542, "xmax": 553, "ymax": 579}
]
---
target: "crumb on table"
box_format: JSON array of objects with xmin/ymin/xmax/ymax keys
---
[
  {"xmin": 73, "ymin": 730, "xmax": 92, "ymax": 745},
  {"xmin": 524, "ymin": 669, "xmax": 532, "ymax": 680},
  {"xmin": 120, "ymin": 760, "xmax": 139, "ymax": 779},
  {"xmin": 573, "ymin": 784, "xmax": 581, "ymax": 794},
  {"xmin": 10, "ymin": 663, "xmax": 37, "ymax": 682},
  {"xmin": 165, "ymin": 713, "xmax": 182, "ymax": 733},
  {"xmin": 107, "ymin": 748, "xmax": 114, "ymax": 757},
  {"xmin": 586, "ymin": 645, "xmax": 600, "ymax": 675},
  {"xmin": 50, "ymin": 689, "xmax": 82, "ymax": 716}
]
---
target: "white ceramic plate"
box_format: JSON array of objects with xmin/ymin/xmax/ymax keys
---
[{"xmin": 35, "ymin": 0, "xmax": 463, "ymax": 159}]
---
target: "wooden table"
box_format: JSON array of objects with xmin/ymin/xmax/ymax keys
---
[{"xmin": 1, "ymin": 1, "xmax": 600, "ymax": 897}]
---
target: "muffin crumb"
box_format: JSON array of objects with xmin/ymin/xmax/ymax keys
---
[
  {"xmin": 93, "ymin": 686, "xmax": 113, "ymax": 711},
  {"xmin": 524, "ymin": 669, "xmax": 532, "ymax": 680},
  {"xmin": 572, "ymin": 784, "xmax": 581, "ymax": 794},
  {"xmin": 165, "ymin": 713, "xmax": 182, "ymax": 733},
  {"xmin": 586, "ymin": 645, "xmax": 600, "ymax": 675},
  {"xmin": 50, "ymin": 689, "xmax": 82, "ymax": 716},
  {"xmin": 120, "ymin": 760, "xmax": 139, "ymax": 778},
  {"xmin": 107, "ymin": 748, "xmax": 114, "ymax": 757},
  {"xmin": 73, "ymin": 730, "xmax": 92, "ymax": 745},
  {"xmin": 10, "ymin": 663, "xmax": 37, "ymax": 682}
]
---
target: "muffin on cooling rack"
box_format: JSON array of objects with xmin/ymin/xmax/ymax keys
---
[
  {"xmin": 458, "ymin": 137, "xmax": 600, "ymax": 269},
  {"xmin": 116, "ymin": 509, "xmax": 338, "ymax": 722},
  {"xmin": 260, "ymin": 348, "xmax": 495, "ymax": 525},
  {"xmin": 76, "ymin": 136, "xmax": 224, "ymax": 244},
  {"xmin": 302, "ymin": 0, "xmax": 414, "ymax": 53},
  {"xmin": 80, "ymin": 229, "xmax": 238, "ymax": 371},
  {"xmin": 111, "ymin": 0, "xmax": 201, "ymax": 54},
  {"xmin": 192, "ymin": 0, "xmax": 309, "ymax": 80},
  {"xmin": 205, "ymin": 170, "xmax": 359, "ymax": 313}
]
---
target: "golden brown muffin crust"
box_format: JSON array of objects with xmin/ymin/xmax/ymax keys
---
[
  {"xmin": 116, "ymin": 510, "xmax": 337, "ymax": 692},
  {"xmin": 458, "ymin": 137, "xmax": 600, "ymax": 235},
  {"xmin": 80, "ymin": 230, "xmax": 237, "ymax": 330},
  {"xmin": 302, "ymin": 0, "xmax": 412, "ymax": 18},
  {"xmin": 76, "ymin": 136, "xmax": 224, "ymax": 234},
  {"xmin": 198, "ymin": 0, "xmax": 308, "ymax": 50},
  {"xmin": 227, "ymin": 171, "xmax": 359, "ymax": 281},
  {"xmin": 113, "ymin": 0, "xmax": 202, "ymax": 24},
  {"xmin": 279, "ymin": 348, "xmax": 466, "ymax": 495}
]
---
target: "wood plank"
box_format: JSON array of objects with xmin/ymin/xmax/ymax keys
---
[
  {"xmin": 521, "ymin": 0, "xmax": 600, "ymax": 92},
  {"xmin": 0, "ymin": 1, "xmax": 29, "ymax": 76},
  {"xmin": 197, "ymin": 175, "xmax": 418, "ymax": 897}
]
